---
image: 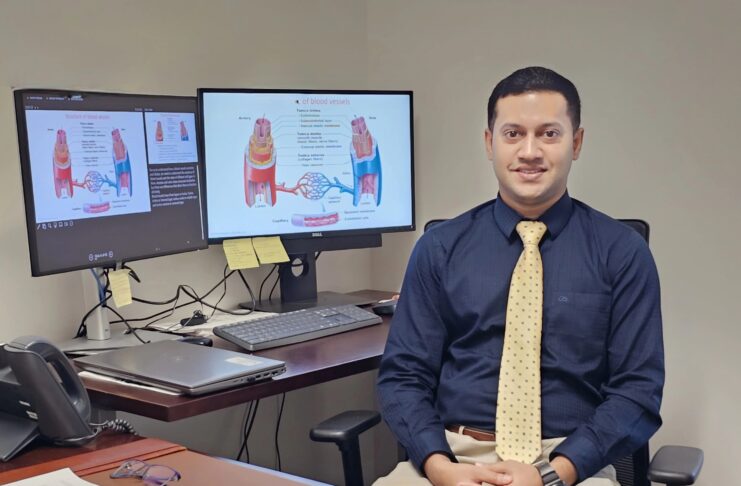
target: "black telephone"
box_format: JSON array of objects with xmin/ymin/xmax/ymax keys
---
[{"xmin": 0, "ymin": 336, "xmax": 95, "ymax": 461}]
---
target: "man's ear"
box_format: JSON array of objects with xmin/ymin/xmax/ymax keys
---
[
  {"xmin": 572, "ymin": 127, "xmax": 585, "ymax": 160},
  {"xmin": 484, "ymin": 128, "xmax": 494, "ymax": 161}
]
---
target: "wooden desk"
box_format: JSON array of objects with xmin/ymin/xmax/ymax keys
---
[
  {"xmin": 81, "ymin": 290, "xmax": 393, "ymax": 422},
  {"xmin": 0, "ymin": 432, "xmax": 329, "ymax": 485},
  {"xmin": 0, "ymin": 432, "xmax": 145, "ymax": 480}
]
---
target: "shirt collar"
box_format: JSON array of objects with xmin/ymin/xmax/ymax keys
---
[{"xmin": 493, "ymin": 191, "xmax": 574, "ymax": 240}]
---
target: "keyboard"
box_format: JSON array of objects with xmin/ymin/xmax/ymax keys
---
[{"xmin": 213, "ymin": 304, "xmax": 383, "ymax": 351}]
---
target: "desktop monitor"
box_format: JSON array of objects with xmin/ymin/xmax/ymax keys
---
[
  {"xmin": 14, "ymin": 89, "xmax": 207, "ymax": 347},
  {"xmin": 14, "ymin": 89, "xmax": 207, "ymax": 276},
  {"xmin": 199, "ymin": 89, "xmax": 415, "ymax": 311}
]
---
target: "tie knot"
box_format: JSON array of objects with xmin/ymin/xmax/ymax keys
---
[{"xmin": 516, "ymin": 221, "xmax": 547, "ymax": 246}]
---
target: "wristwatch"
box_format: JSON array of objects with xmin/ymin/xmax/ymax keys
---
[{"xmin": 534, "ymin": 460, "xmax": 565, "ymax": 486}]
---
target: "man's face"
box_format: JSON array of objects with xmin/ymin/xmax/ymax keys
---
[{"xmin": 485, "ymin": 91, "xmax": 584, "ymax": 217}]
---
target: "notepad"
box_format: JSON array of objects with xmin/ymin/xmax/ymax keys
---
[
  {"xmin": 252, "ymin": 236, "xmax": 290, "ymax": 264},
  {"xmin": 108, "ymin": 270, "xmax": 132, "ymax": 307},
  {"xmin": 223, "ymin": 238, "xmax": 260, "ymax": 269}
]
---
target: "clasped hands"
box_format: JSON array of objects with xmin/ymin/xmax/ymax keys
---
[{"xmin": 424, "ymin": 453, "xmax": 544, "ymax": 486}]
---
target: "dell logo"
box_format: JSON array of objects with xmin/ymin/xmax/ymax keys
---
[{"xmin": 312, "ymin": 232, "xmax": 323, "ymax": 237}]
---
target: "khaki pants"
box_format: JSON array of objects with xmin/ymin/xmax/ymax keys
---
[{"xmin": 373, "ymin": 429, "xmax": 618, "ymax": 485}]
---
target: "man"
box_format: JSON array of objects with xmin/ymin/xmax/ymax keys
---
[{"xmin": 375, "ymin": 67, "xmax": 664, "ymax": 486}]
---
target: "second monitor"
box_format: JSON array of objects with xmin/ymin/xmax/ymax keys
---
[{"xmin": 199, "ymin": 89, "xmax": 415, "ymax": 311}]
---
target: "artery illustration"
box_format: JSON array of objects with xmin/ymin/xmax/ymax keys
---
[
  {"xmin": 180, "ymin": 121, "xmax": 189, "ymax": 141},
  {"xmin": 53, "ymin": 129, "xmax": 73, "ymax": 198},
  {"xmin": 155, "ymin": 121, "xmax": 164, "ymax": 142},
  {"xmin": 244, "ymin": 117, "xmax": 277, "ymax": 207}
]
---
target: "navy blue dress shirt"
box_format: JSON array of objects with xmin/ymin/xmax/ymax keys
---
[{"xmin": 376, "ymin": 193, "xmax": 664, "ymax": 481}]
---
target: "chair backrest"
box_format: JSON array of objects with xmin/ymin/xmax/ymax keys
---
[
  {"xmin": 423, "ymin": 218, "xmax": 652, "ymax": 486},
  {"xmin": 613, "ymin": 220, "xmax": 651, "ymax": 486}
]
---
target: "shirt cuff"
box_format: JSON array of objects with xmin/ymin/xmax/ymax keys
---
[
  {"xmin": 407, "ymin": 428, "xmax": 455, "ymax": 474},
  {"xmin": 550, "ymin": 433, "xmax": 604, "ymax": 482}
]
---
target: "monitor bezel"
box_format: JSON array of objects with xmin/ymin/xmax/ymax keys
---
[
  {"xmin": 14, "ymin": 88, "xmax": 208, "ymax": 277},
  {"xmin": 197, "ymin": 88, "xmax": 416, "ymax": 244}
]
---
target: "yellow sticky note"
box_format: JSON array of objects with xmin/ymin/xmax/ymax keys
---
[
  {"xmin": 223, "ymin": 238, "xmax": 260, "ymax": 270},
  {"xmin": 252, "ymin": 236, "xmax": 290, "ymax": 264},
  {"xmin": 109, "ymin": 270, "xmax": 133, "ymax": 308}
]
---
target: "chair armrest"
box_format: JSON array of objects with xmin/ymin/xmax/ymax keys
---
[
  {"xmin": 310, "ymin": 410, "xmax": 381, "ymax": 445},
  {"xmin": 648, "ymin": 445, "xmax": 703, "ymax": 485}
]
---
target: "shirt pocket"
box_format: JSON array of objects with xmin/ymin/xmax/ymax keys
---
[{"xmin": 544, "ymin": 291, "xmax": 611, "ymax": 359}]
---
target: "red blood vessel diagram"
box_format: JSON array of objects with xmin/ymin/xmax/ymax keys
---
[
  {"xmin": 53, "ymin": 129, "xmax": 73, "ymax": 198},
  {"xmin": 244, "ymin": 118, "xmax": 277, "ymax": 207},
  {"xmin": 155, "ymin": 121, "xmax": 164, "ymax": 142}
]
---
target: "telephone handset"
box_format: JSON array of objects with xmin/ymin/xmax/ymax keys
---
[{"xmin": 0, "ymin": 336, "xmax": 94, "ymax": 461}]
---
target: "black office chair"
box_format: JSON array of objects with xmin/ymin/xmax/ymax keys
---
[{"xmin": 311, "ymin": 219, "xmax": 703, "ymax": 486}]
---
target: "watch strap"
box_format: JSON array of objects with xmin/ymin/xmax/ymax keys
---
[{"xmin": 534, "ymin": 459, "xmax": 565, "ymax": 486}]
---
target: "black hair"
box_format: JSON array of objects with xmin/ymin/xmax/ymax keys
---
[{"xmin": 487, "ymin": 66, "xmax": 581, "ymax": 131}]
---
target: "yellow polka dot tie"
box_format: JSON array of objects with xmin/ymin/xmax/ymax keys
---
[{"xmin": 495, "ymin": 221, "xmax": 547, "ymax": 463}]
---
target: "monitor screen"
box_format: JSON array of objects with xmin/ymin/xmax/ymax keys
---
[
  {"xmin": 15, "ymin": 90, "xmax": 207, "ymax": 276},
  {"xmin": 199, "ymin": 89, "xmax": 414, "ymax": 242}
]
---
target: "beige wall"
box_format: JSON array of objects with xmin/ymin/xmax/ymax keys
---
[{"xmin": 1, "ymin": 0, "xmax": 739, "ymax": 484}]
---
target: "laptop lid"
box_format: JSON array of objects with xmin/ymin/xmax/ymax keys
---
[{"xmin": 74, "ymin": 341, "xmax": 286, "ymax": 395}]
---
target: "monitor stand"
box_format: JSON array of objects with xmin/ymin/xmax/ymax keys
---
[
  {"xmin": 242, "ymin": 253, "xmax": 375, "ymax": 313},
  {"xmin": 57, "ymin": 268, "xmax": 179, "ymax": 354}
]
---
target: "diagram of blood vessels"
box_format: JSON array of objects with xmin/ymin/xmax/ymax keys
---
[
  {"xmin": 52, "ymin": 128, "xmax": 131, "ymax": 214},
  {"xmin": 111, "ymin": 129, "xmax": 132, "ymax": 197},
  {"xmin": 349, "ymin": 116, "xmax": 382, "ymax": 206},
  {"xmin": 272, "ymin": 116, "xmax": 382, "ymax": 207},
  {"xmin": 155, "ymin": 121, "xmax": 164, "ymax": 142},
  {"xmin": 244, "ymin": 115, "xmax": 382, "ymax": 226},
  {"xmin": 180, "ymin": 121, "xmax": 189, "ymax": 141},
  {"xmin": 53, "ymin": 129, "xmax": 73, "ymax": 198},
  {"xmin": 291, "ymin": 212, "xmax": 340, "ymax": 227},
  {"xmin": 244, "ymin": 117, "xmax": 277, "ymax": 207}
]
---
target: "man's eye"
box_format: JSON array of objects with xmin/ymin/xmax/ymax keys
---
[
  {"xmin": 544, "ymin": 130, "xmax": 559, "ymax": 138},
  {"xmin": 504, "ymin": 130, "xmax": 519, "ymax": 138}
]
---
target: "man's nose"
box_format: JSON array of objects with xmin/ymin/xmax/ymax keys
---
[{"xmin": 518, "ymin": 134, "xmax": 542, "ymax": 160}]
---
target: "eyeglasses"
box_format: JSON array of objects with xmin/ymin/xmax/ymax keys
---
[{"xmin": 110, "ymin": 459, "xmax": 181, "ymax": 485}]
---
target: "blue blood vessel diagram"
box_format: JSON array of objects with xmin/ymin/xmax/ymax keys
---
[{"xmin": 349, "ymin": 116, "xmax": 382, "ymax": 206}]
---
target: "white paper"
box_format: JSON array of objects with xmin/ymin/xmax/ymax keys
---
[{"xmin": 5, "ymin": 468, "xmax": 98, "ymax": 485}]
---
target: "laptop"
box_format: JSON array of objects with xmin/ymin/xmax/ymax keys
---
[{"xmin": 74, "ymin": 341, "xmax": 286, "ymax": 396}]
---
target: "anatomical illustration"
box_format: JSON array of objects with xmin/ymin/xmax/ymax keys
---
[
  {"xmin": 243, "ymin": 115, "xmax": 383, "ymax": 227},
  {"xmin": 50, "ymin": 128, "xmax": 133, "ymax": 214},
  {"xmin": 155, "ymin": 120, "xmax": 164, "ymax": 142},
  {"xmin": 52, "ymin": 129, "xmax": 73, "ymax": 198},
  {"xmin": 180, "ymin": 121, "xmax": 189, "ymax": 141},
  {"xmin": 244, "ymin": 117, "xmax": 277, "ymax": 207}
]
